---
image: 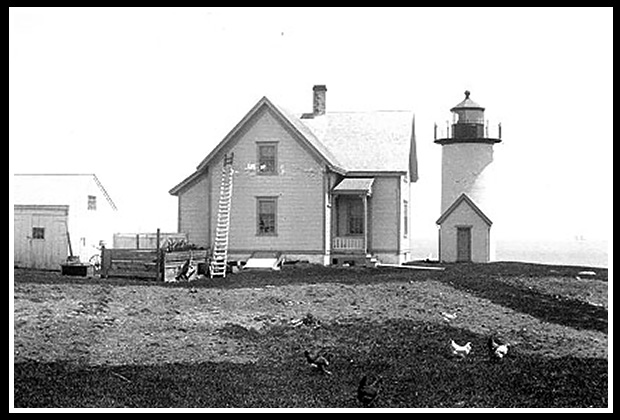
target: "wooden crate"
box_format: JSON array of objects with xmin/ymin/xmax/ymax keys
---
[{"xmin": 101, "ymin": 248, "xmax": 160, "ymax": 280}]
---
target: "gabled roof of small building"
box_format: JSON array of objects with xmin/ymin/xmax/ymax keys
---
[
  {"xmin": 436, "ymin": 193, "xmax": 492, "ymax": 226},
  {"xmin": 13, "ymin": 173, "xmax": 118, "ymax": 210}
]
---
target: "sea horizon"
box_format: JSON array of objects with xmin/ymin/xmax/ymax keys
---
[{"xmin": 410, "ymin": 237, "xmax": 609, "ymax": 269}]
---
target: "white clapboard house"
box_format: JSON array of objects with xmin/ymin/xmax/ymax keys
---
[{"xmin": 170, "ymin": 85, "xmax": 419, "ymax": 267}]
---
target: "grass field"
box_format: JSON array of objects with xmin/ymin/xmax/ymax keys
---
[{"xmin": 12, "ymin": 262, "xmax": 609, "ymax": 408}]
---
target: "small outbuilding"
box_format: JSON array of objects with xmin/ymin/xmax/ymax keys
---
[
  {"xmin": 436, "ymin": 193, "xmax": 492, "ymax": 263},
  {"xmin": 13, "ymin": 173, "xmax": 118, "ymax": 270}
]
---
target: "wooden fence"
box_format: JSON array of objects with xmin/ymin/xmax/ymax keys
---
[
  {"xmin": 113, "ymin": 232, "xmax": 188, "ymax": 249},
  {"xmin": 101, "ymin": 247, "xmax": 209, "ymax": 281}
]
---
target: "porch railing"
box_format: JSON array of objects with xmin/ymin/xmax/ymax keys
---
[{"xmin": 332, "ymin": 236, "xmax": 365, "ymax": 251}]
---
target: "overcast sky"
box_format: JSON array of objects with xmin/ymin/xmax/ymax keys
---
[{"xmin": 9, "ymin": 7, "xmax": 613, "ymax": 244}]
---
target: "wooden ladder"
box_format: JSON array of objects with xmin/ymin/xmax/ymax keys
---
[{"xmin": 210, "ymin": 152, "xmax": 234, "ymax": 278}]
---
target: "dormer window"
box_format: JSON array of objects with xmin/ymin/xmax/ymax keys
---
[
  {"xmin": 88, "ymin": 195, "xmax": 97, "ymax": 210},
  {"xmin": 257, "ymin": 142, "xmax": 277, "ymax": 175}
]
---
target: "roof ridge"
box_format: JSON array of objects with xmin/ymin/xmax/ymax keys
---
[
  {"xmin": 307, "ymin": 109, "xmax": 412, "ymax": 114},
  {"xmin": 14, "ymin": 173, "xmax": 96, "ymax": 176}
]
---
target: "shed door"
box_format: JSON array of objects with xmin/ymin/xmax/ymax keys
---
[
  {"xmin": 14, "ymin": 212, "xmax": 68, "ymax": 270},
  {"xmin": 456, "ymin": 227, "xmax": 472, "ymax": 262}
]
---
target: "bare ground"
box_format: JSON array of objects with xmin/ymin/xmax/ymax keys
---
[{"xmin": 12, "ymin": 262, "xmax": 609, "ymax": 408}]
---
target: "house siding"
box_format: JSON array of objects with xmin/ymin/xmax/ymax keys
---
[
  {"xmin": 178, "ymin": 172, "xmax": 210, "ymax": 247},
  {"xmin": 208, "ymin": 107, "xmax": 325, "ymax": 258},
  {"xmin": 369, "ymin": 176, "xmax": 400, "ymax": 262}
]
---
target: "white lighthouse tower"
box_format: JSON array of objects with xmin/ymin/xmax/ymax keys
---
[{"xmin": 435, "ymin": 91, "xmax": 502, "ymax": 263}]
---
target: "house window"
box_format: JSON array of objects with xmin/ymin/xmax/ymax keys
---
[
  {"xmin": 32, "ymin": 227, "xmax": 45, "ymax": 240},
  {"xmin": 88, "ymin": 195, "xmax": 97, "ymax": 210},
  {"xmin": 257, "ymin": 143, "xmax": 277, "ymax": 175},
  {"xmin": 257, "ymin": 197, "xmax": 277, "ymax": 235},
  {"xmin": 403, "ymin": 200, "xmax": 409, "ymax": 237},
  {"xmin": 347, "ymin": 199, "xmax": 364, "ymax": 235}
]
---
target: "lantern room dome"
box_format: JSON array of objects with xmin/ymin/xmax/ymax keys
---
[{"xmin": 450, "ymin": 90, "xmax": 485, "ymax": 112}]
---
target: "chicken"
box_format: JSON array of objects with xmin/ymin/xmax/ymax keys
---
[
  {"xmin": 304, "ymin": 350, "xmax": 332, "ymax": 375},
  {"xmin": 487, "ymin": 335, "xmax": 509, "ymax": 360},
  {"xmin": 440, "ymin": 311, "xmax": 457, "ymax": 321},
  {"xmin": 450, "ymin": 339, "xmax": 472, "ymax": 358},
  {"xmin": 357, "ymin": 375, "xmax": 382, "ymax": 407}
]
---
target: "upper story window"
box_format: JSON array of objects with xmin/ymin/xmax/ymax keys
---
[
  {"xmin": 88, "ymin": 195, "xmax": 97, "ymax": 210},
  {"xmin": 257, "ymin": 143, "xmax": 277, "ymax": 175}
]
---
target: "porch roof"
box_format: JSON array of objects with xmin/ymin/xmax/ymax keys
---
[{"xmin": 332, "ymin": 177, "xmax": 375, "ymax": 195}]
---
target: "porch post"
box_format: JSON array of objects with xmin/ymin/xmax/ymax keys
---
[{"xmin": 363, "ymin": 194, "xmax": 368, "ymax": 255}]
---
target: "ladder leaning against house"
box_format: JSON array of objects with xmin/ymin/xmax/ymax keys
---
[{"xmin": 210, "ymin": 152, "xmax": 234, "ymax": 278}]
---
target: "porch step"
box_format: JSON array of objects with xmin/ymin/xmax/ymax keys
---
[{"xmin": 331, "ymin": 253, "xmax": 379, "ymax": 268}]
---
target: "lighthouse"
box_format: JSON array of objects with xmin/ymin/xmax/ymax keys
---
[{"xmin": 435, "ymin": 91, "xmax": 502, "ymax": 263}]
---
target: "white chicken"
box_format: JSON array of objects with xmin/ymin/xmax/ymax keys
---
[
  {"xmin": 441, "ymin": 311, "xmax": 457, "ymax": 322},
  {"xmin": 487, "ymin": 336, "xmax": 510, "ymax": 360},
  {"xmin": 450, "ymin": 340, "xmax": 472, "ymax": 358}
]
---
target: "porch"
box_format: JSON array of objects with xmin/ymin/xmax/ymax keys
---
[{"xmin": 330, "ymin": 178, "xmax": 374, "ymax": 255}]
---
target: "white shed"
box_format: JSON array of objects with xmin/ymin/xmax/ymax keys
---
[
  {"xmin": 436, "ymin": 193, "xmax": 492, "ymax": 263},
  {"xmin": 13, "ymin": 174, "xmax": 118, "ymax": 269},
  {"xmin": 14, "ymin": 205, "xmax": 70, "ymax": 270}
]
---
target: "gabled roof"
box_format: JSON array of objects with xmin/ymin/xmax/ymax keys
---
[
  {"xmin": 170, "ymin": 95, "xmax": 418, "ymax": 195},
  {"xmin": 195, "ymin": 96, "xmax": 346, "ymax": 174},
  {"xmin": 436, "ymin": 193, "xmax": 492, "ymax": 226},
  {"xmin": 13, "ymin": 173, "xmax": 118, "ymax": 210},
  {"xmin": 300, "ymin": 111, "xmax": 415, "ymax": 173}
]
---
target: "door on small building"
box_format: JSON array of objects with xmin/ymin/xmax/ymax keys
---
[
  {"xmin": 14, "ymin": 205, "xmax": 69, "ymax": 270},
  {"xmin": 456, "ymin": 226, "xmax": 472, "ymax": 262}
]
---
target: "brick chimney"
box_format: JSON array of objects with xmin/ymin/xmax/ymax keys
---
[{"xmin": 312, "ymin": 85, "xmax": 327, "ymax": 116}]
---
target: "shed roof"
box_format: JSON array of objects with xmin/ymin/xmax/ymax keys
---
[
  {"xmin": 332, "ymin": 177, "xmax": 375, "ymax": 195},
  {"xmin": 436, "ymin": 193, "xmax": 492, "ymax": 226},
  {"xmin": 13, "ymin": 173, "xmax": 118, "ymax": 210}
]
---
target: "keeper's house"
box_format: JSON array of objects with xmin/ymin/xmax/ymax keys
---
[{"xmin": 170, "ymin": 85, "xmax": 419, "ymax": 265}]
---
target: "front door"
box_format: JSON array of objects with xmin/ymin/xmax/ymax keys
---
[
  {"xmin": 456, "ymin": 227, "xmax": 472, "ymax": 262},
  {"xmin": 333, "ymin": 195, "xmax": 366, "ymax": 252}
]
